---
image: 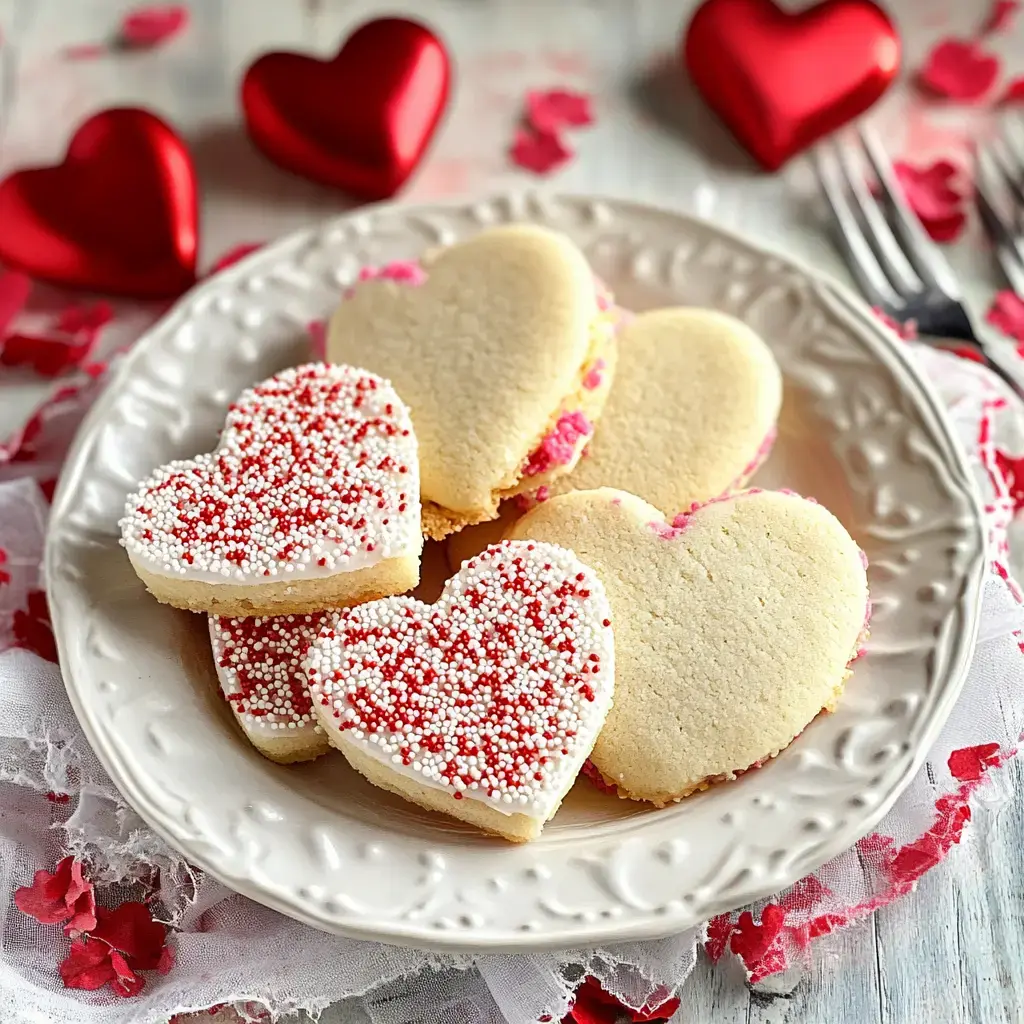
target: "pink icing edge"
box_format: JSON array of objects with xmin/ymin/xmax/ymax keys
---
[
  {"xmin": 730, "ymin": 426, "xmax": 778, "ymax": 489},
  {"xmin": 344, "ymin": 260, "xmax": 427, "ymax": 299},
  {"xmin": 582, "ymin": 357, "xmax": 607, "ymax": 391},
  {"xmin": 522, "ymin": 410, "xmax": 593, "ymax": 478}
]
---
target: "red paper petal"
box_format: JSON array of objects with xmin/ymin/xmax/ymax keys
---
[
  {"xmin": 918, "ymin": 39, "xmax": 1001, "ymax": 102},
  {"xmin": 91, "ymin": 902, "xmax": 167, "ymax": 970},
  {"xmin": 0, "ymin": 270, "xmax": 31, "ymax": 337},
  {"xmin": 208, "ymin": 242, "xmax": 263, "ymax": 276},
  {"xmin": 13, "ymin": 857, "xmax": 75, "ymax": 924},
  {"xmin": 982, "ymin": 0, "xmax": 1019, "ymax": 35},
  {"xmin": 870, "ymin": 307, "xmax": 918, "ymax": 341},
  {"xmin": 1000, "ymin": 76, "xmax": 1024, "ymax": 103},
  {"xmin": 57, "ymin": 301, "xmax": 114, "ymax": 336},
  {"xmin": 27, "ymin": 589, "xmax": 50, "ymax": 623},
  {"xmin": 986, "ymin": 289, "xmax": 1024, "ymax": 349},
  {"xmin": 108, "ymin": 950, "xmax": 146, "ymax": 997},
  {"xmin": 509, "ymin": 127, "xmax": 573, "ymax": 175},
  {"xmin": 12, "ymin": 590, "xmax": 57, "ymax": 662},
  {"xmin": 526, "ymin": 88, "xmax": 594, "ymax": 134},
  {"xmin": 59, "ymin": 939, "xmax": 116, "ymax": 991},
  {"xmin": 1, "ymin": 334, "xmax": 97, "ymax": 377},
  {"xmin": 948, "ymin": 742, "xmax": 1003, "ymax": 780},
  {"xmin": 156, "ymin": 942, "xmax": 175, "ymax": 975},
  {"xmin": 119, "ymin": 5, "xmax": 189, "ymax": 48},
  {"xmin": 892, "ymin": 160, "xmax": 967, "ymax": 243}
]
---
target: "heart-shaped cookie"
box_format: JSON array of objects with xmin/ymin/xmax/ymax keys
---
[
  {"xmin": 327, "ymin": 225, "xmax": 617, "ymax": 538},
  {"xmin": 210, "ymin": 612, "xmax": 332, "ymax": 764},
  {"xmin": 537, "ymin": 308, "xmax": 782, "ymax": 515},
  {"xmin": 510, "ymin": 488, "xmax": 868, "ymax": 804},
  {"xmin": 306, "ymin": 539, "xmax": 615, "ymax": 842},
  {"xmin": 121, "ymin": 363, "xmax": 422, "ymax": 616}
]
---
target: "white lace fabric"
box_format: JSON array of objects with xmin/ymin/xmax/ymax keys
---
[{"xmin": 1, "ymin": 343, "xmax": 1022, "ymax": 1024}]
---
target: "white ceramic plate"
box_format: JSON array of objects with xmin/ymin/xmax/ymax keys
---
[{"xmin": 47, "ymin": 194, "xmax": 985, "ymax": 952}]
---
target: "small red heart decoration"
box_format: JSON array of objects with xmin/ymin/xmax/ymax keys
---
[
  {"xmin": 241, "ymin": 17, "xmax": 451, "ymax": 201},
  {"xmin": 0, "ymin": 108, "xmax": 198, "ymax": 299},
  {"xmin": 683, "ymin": 0, "xmax": 900, "ymax": 171}
]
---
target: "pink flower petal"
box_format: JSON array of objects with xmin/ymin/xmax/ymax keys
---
[
  {"xmin": 119, "ymin": 5, "xmax": 189, "ymax": 49},
  {"xmin": 13, "ymin": 858, "xmax": 76, "ymax": 924},
  {"xmin": 1, "ymin": 334, "xmax": 98, "ymax": 377},
  {"xmin": 986, "ymin": 289, "xmax": 1024, "ymax": 350},
  {"xmin": 57, "ymin": 301, "xmax": 113, "ymax": 336},
  {"xmin": 156, "ymin": 942, "xmax": 175, "ymax": 975},
  {"xmin": 108, "ymin": 950, "xmax": 145, "ymax": 997},
  {"xmin": 0, "ymin": 271, "xmax": 32, "ymax": 337},
  {"xmin": 91, "ymin": 902, "xmax": 167, "ymax": 970},
  {"xmin": 509, "ymin": 127, "xmax": 573, "ymax": 175},
  {"xmin": 526, "ymin": 88, "xmax": 594, "ymax": 134},
  {"xmin": 892, "ymin": 160, "xmax": 967, "ymax": 243},
  {"xmin": 208, "ymin": 242, "xmax": 263, "ymax": 276},
  {"xmin": 982, "ymin": 0, "xmax": 1019, "ymax": 35},
  {"xmin": 918, "ymin": 39, "xmax": 1001, "ymax": 102}
]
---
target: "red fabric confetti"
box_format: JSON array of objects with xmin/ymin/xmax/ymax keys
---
[
  {"xmin": 13, "ymin": 857, "xmax": 96, "ymax": 931},
  {"xmin": 1, "ymin": 334, "xmax": 97, "ymax": 377},
  {"xmin": 982, "ymin": 0, "xmax": 1020, "ymax": 35},
  {"xmin": 119, "ymin": 5, "xmax": 189, "ymax": 49},
  {"xmin": 526, "ymin": 88, "xmax": 594, "ymax": 134},
  {"xmin": 59, "ymin": 939, "xmax": 118, "ymax": 992},
  {"xmin": 986, "ymin": 289, "xmax": 1024, "ymax": 353},
  {"xmin": 948, "ymin": 742, "xmax": 1003, "ymax": 780},
  {"xmin": 893, "ymin": 160, "xmax": 967, "ymax": 243},
  {"xmin": 509, "ymin": 128, "xmax": 573, "ymax": 175},
  {"xmin": 57, "ymin": 301, "xmax": 114, "ymax": 336},
  {"xmin": 0, "ymin": 270, "xmax": 31, "ymax": 337},
  {"xmin": 208, "ymin": 242, "xmax": 263, "ymax": 276},
  {"xmin": 918, "ymin": 39, "xmax": 1001, "ymax": 102},
  {"xmin": 0, "ymin": 548, "xmax": 8, "ymax": 587}
]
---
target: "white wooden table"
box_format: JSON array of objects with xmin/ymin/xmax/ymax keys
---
[{"xmin": 1, "ymin": 1, "xmax": 1022, "ymax": 1021}]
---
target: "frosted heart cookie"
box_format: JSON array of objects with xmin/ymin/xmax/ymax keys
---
[
  {"xmin": 532, "ymin": 309, "xmax": 781, "ymax": 514},
  {"xmin": 306, "ymin": 540, "xmax": 615, "ymax": 842},
  {"xmin": 510, "ymin": 488, "xmax": 868, "ymax": 805},
  {"xmin": 327, "ymin": 225, "xmax": 618, "ymax": 538},
  {"xmin": 210, "ymin": 612, "xmax": 331, "ymax": 764},
  {"xmin": 120, "ymin": 363, "xmax": 422, "ymax": 616}
]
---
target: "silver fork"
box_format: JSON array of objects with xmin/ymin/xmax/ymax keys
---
[
  {"xmin": 813, "ymin": 127, "xmax": 1024, "ymax": 401},
  {"xmin": 974, "ymin": 126, "xmax": 1024, "ymax": 298}
]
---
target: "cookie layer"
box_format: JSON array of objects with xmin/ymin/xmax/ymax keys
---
[
  {"xmin": 210, "ymin": 613, "xmax": 331, "ymax": 764},
  {"xmin": 540, "ymin": 308, "xmax": 782, "ymax": 514},
  {"xmin": 510, "ymin": 488, "xmax": 868, "ymax": 805},
  {"xmin": 306, "ymin": 540, "xmax": 615, "ymax": 842},
  {"xmin": 121, "ymin": 363, "xmax": 422, "ymax": 616},
  {"xmin": 327, "ymin": 226, "xmax": 616, "ymax": 537}
]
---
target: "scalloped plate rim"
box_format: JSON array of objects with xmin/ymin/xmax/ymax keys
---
[{"xmin": 45, "ymin": 191, "xmax": 986, "ymax": 951}]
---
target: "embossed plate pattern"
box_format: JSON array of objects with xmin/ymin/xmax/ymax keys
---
[{"xmin": 46, "ymin": 195, "xmax": 985, "ymax": 951}]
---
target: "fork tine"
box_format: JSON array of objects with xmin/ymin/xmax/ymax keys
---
[
  {"xmin": 834, "ymin": 139, "xmax": 923, "ymax": 299},
  {"xmin": 975, "ymin": 147, "xmax": 1024, "ymax": 297},
  {"xmin": 812, "ymin": 145, "xmax": 900, "ymax": 310},
  {"xmin": 858, "ymin": 126, "xmax": 964, "ymax": 301}
]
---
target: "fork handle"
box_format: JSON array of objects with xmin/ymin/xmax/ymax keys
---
[{"xmin": 920, "ymin": 333, "xmax": 1024, "ymax": 402}]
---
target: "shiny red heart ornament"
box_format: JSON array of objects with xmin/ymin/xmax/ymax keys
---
[
  {"xmin": 0, "ymin": 108, "xmax": 198, "ymax": 299},
  {"xmin": 683, "ymin": 0, "xmax": 900, "ymax": 171},
  {"xmin": 241, "ymin": 17, "xmax": 451, "ymax": 200}
]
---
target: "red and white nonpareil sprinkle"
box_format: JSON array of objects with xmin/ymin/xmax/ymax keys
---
[
  {"xmin": 119, "ymin": 363, "xmax": 420, "ymax": 582},
  {"xmin": 211, "ymin": 612, "xmax": 330, "ymax": 731},
  {"xmin": 305, "ymin": 541, "xmax": 615, "ymax": 817}
]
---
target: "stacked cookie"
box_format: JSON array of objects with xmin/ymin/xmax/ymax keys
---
[{"xmin": 119, "ymin": 224, "xmax": 869, "ymax": 843}]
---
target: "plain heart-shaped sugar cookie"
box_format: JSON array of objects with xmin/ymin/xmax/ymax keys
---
[
  {"xmin": 327, "ymin": 225, "xmax": 617, "ymax": 538},
  {"xmin": 509, "ymin": 488, "xmax": 868, "ymax": 805},
  {"xmin": 306, "ymin": 539, "xmax": 615, "ymax": 842},
  {"xmin": 210, "ymin": 612, "xmax": 332, "ymax": 764},
  {"xmin": 536, "ymin": 308, "xmax": 782, "ymax": 514},
  {"xmin": 121, "ymin": 363, "xmax": 422, "ymax": 616}
]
